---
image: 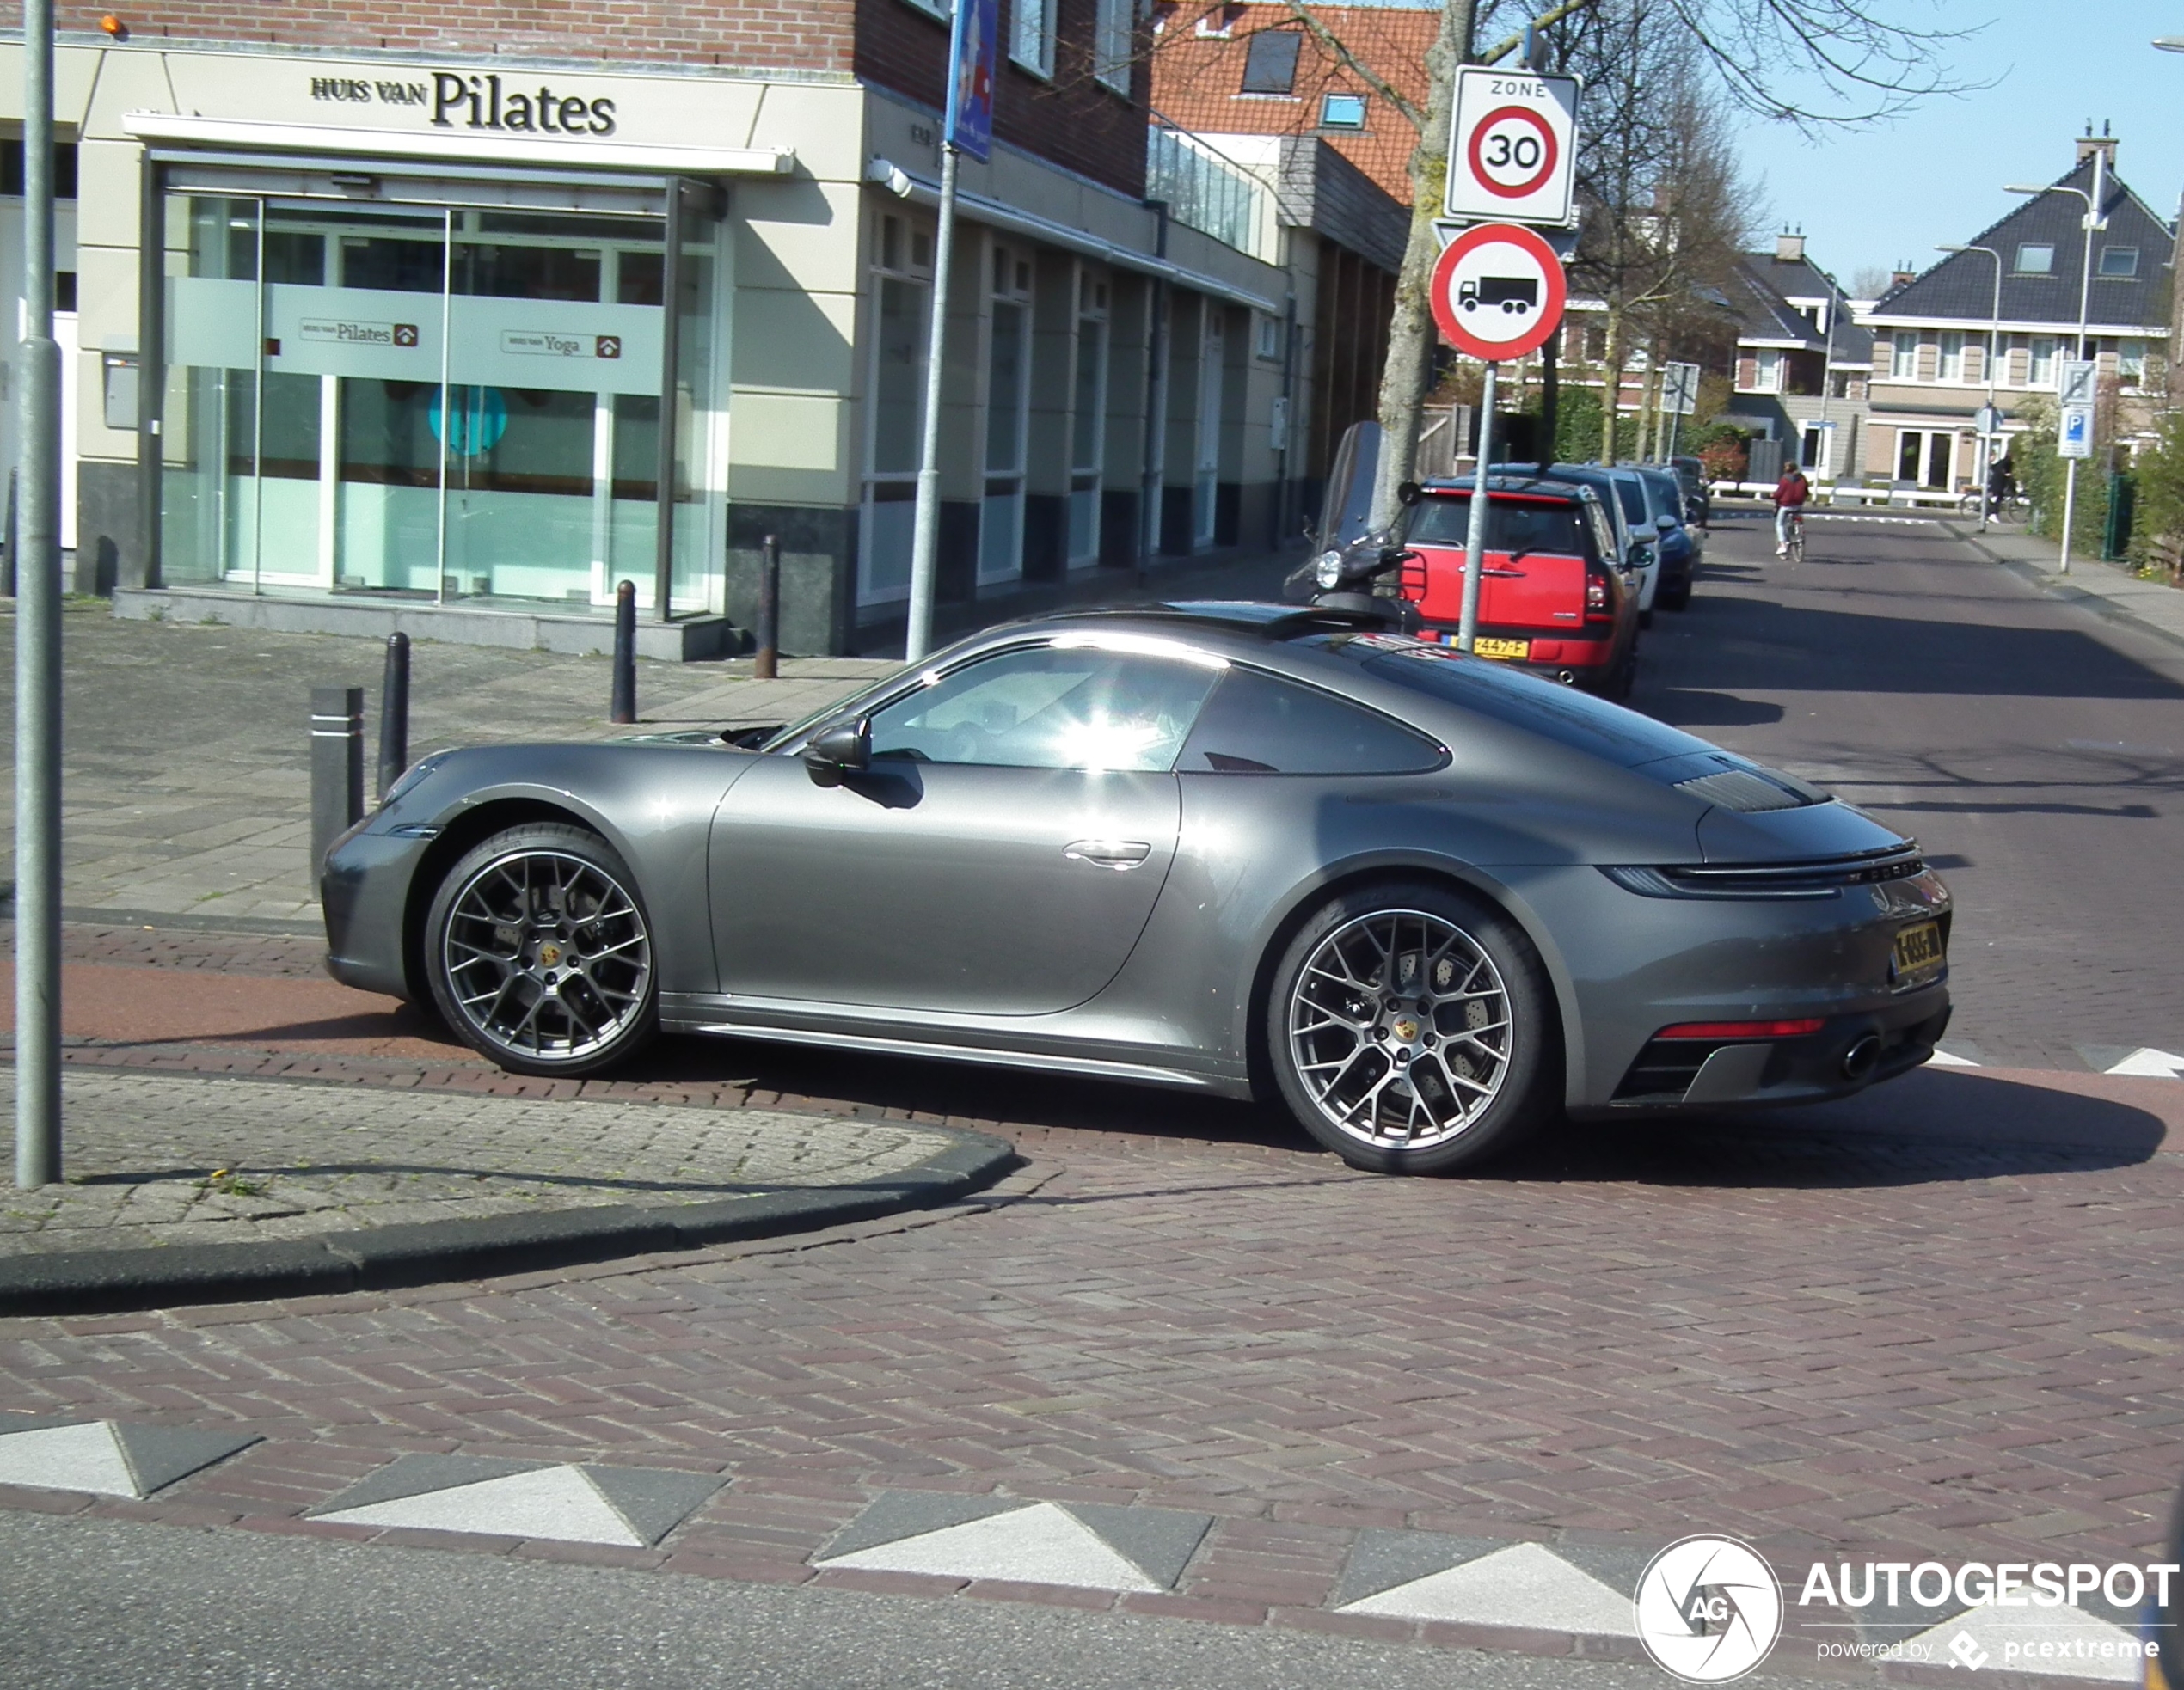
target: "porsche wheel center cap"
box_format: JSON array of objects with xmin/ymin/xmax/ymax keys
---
[
  {"xmin": 538, "ymin": 943, "xmax": 563, "ymax": 967},
  {"xmin": 1391, "ymin": 1016, "xmax": 1421, "ymax": 1044}
]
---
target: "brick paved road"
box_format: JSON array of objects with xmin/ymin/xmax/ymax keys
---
[{"xmin": 1635, "ymin": 512, "xmax": 2184, "ymax": 1070}]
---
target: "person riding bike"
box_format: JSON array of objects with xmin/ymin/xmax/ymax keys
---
[{"xmin": 1773, "ymin": 464, "xmax": 1810, "ymax": 556}]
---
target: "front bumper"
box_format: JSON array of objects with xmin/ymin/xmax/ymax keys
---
[{"xmin": 322, "ymin": 827, "xmax": 433, "ymax": 1001}]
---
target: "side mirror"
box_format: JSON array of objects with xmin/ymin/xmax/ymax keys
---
[
  {"xmin": 803, "ymin": 718, "xmax": 871, "ymax": 787},
  {"xmin": 1632, "ymin": 542, "xmax": 1657, "ymax": 568},
  {"xmin": 1396, "ymin": 481, "xmax": 1423, "ymax": 507}
]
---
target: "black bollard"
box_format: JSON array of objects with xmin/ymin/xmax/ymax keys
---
[
  {"xmin": 377, "ymin": 631, "xmax": 410, "ymax": 802},
  {"xmin": 610, "ymin": 579, "xmax": 637, "ymax": 725},
  {"xmin": 754, "ymin": 532, "xmax": 780, "ymax": 680},
  {"xmin": 310, "ymin": 685, "xmax": 365, "ymax": 886}
]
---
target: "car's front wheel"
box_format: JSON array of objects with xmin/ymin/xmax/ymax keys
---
[
  {"xmin": 424, "ymin": 822, "xmax": 659, "ymax": 1077},
  {"xmin": 1265, "ymin": 882, "xmax": 1556, "ymax": 1174}
]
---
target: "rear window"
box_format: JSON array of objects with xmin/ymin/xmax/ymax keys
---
[
  {"xmin": 1610, "ymin": 476, "xmax": 1647, "ymax": 524},
  {"xmin": 1402, "ymin": 495, "xmax": 1588, "ymax": 556},
  {"xmin": 1179, "ymin": 667, "xmax": 1444, "ymax": 775},
  {"xmin": 1358, "ymin": 646, "xmax": 1710, "ymax": 767}
]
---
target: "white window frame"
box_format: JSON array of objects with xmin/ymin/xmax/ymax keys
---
[
  {"xmin": 1752, "ymin": 347, "xmax": 1782, "ymax": 393},
  {"xmin": 2028, "ymin": 335, "xmax": 2058, "ymax": 390},
  {"xmin": 1012, "ymin": 0, "xmax": 1054, "ymax": 78},
  {"xmin": 2119, "ymin": 338, "xmax": 2148, "ymax": 387},
  {"xmin": 1938, "ymin": 330, "xmax": 1966, "ymax": 384},
  {"xmin": 858, "ymin": 211, "xmax": 936, "ymax": 609},
  {"xmin": 1068, "ymin": 266, "xmax": 1110, "ymax": 567},
  {"xmin": 1094, "ymin": 0, "xmax": 1132, "ymax": 94},
  {"xmin": 1888, "ymin": 330, "xmax": 1917, "ymax": 380}
]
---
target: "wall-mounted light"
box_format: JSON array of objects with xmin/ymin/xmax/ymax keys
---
[{"xmin": 98, "ymin": 14, "xmax": 127, "ymax": 38}]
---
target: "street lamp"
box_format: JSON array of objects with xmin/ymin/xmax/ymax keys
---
[
  {"xmin": 1937, "ymin": 242, "xmax": 2003, "ymax": 529},
  {"xmin": 2155, "ymin": 35, "xmax": 2184, "ymax": 49},
  {"xmin": 2006, "ymin": 171, "xmax": 2106, "ymax": 573}
]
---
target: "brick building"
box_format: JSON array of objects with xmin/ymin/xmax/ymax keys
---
[
  {"xmin": 3, "ymin": 0, "xmax": 1293, "ymax": 654},
  {"xmin": 1146, "ymin": 1, "xmax": 1428, "ymax": 516}
]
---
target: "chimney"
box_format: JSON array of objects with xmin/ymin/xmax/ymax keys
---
[
  {"xmin": 1774, "ymin": 230, "xmax": 1805, "ymax": 264},
  {"xmin": 1891, "ymin": 265, "xmax": 1916, "ymax": 290},
  {"xmin": 2076, "ymin": 120, "xmax": 2118, "ymax": 171}
]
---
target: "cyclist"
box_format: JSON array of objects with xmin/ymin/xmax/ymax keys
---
[{"xmin": 1773, "ymin": 463, "xmax": 1810, "ymax": 557}]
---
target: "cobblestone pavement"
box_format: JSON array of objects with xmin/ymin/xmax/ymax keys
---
[
  {"xmin": 1635, "ymin": 512, "xmax": 2184, "ymax": 1071},
  {"xmin": 0, "ymin": 1068, "xmax": 944, "ymax": 1253}
]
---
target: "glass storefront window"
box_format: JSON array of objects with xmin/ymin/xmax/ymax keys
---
[{"xmin": 156, "ymin": 184, "xmax": 723, "ymax": 615}]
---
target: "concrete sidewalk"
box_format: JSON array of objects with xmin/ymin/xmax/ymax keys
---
[
  {"xmin": 0, "ymin": 1065, "xmax": 1012, "ymax": 1313},
  {"xmin": 1948, "ymin": 520, "xmax": 2184, "ymax": 652}
]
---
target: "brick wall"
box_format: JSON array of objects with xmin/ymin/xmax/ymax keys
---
[
  {"xmin": 57, "ymin": 0, "xmax": 856, "ymax": 76},
  {"xmin": 856, "ymin": 0, "xmax": 1149, "ymax": 198}
]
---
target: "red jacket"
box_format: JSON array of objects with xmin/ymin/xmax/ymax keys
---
[{"xmin": 1774, "ymin": 474, "xmax": 1810, "ymax": 508}]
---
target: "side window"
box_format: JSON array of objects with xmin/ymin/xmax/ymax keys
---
[
  {"xmin": 866, "ymin": 642, "xmax": 1220, "ymax": 771},
  {"xmin": 1177, "ymin": 668, "xmax": 1445, "ymax": 775}
]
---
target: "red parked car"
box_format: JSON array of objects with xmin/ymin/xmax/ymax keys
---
[{"xmin": 1395, "ymin": 477, "xmax": 1640, "ymax": 700}]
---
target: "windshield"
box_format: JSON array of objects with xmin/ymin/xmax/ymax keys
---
[
  {"xmin": 1402, "ymin": 495, "xmax": 1588, "ymax": 555},
  {"xmin": 1609, "ymin": 475, "xmax": 1647, "ymax": 524},
  {"xmin": 1638, "ymin": 470, "xmax": 1683, "ymax": 521}
]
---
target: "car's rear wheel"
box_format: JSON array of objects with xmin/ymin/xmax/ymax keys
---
[
  {"xmin": 1266, "ymin": 882, "xmax": 1556, "ymax": 1174},
  {"xmin": 424, "ymin": 823, "xmax": 658, "ymax": 1077}
]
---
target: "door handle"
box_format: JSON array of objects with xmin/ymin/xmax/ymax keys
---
[{"xmin": 1064, "ymin": 838, "xmax": 1152, "ymax": 869}]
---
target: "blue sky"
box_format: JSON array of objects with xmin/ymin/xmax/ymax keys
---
[{"xmin": 1733, "ymin": 2, "xmax": 2184, "ymax": 291}]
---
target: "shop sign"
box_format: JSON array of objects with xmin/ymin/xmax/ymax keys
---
[{"xmin": 309, "ymin": 70, "xmax": 618, "ymax": 136}]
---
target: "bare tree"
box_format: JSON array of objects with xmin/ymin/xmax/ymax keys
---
[
  {"xmin": 1850, "ymin": 263, "xmax": 1894, "ymax": 299},
  {"xmin": 1362, "ymin": 0, "xmax": 1984, "ymax": 524}
]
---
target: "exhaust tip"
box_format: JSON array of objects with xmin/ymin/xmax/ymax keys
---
[
  {"xmin": 1557, "ymin": 669, "xmax": 1577, "ymax": 684},
  {"xmin": 1842, "ymin": 1035, "xmax": 1881, "ymax": 1081}
]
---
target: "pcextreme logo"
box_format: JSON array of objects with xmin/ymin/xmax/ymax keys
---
[{"xmin": 1634, "ymin": 1535, "xmax": 1785, "ymax": 1682}]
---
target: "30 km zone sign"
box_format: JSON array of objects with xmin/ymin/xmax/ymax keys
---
[
  {"xmin": 1446, "ymin": 67, "xmax": 1580, "ymax": 226},
  {"xmin": 1430, "ymin": 223, "xmax": 1566, "ymax": 363}
]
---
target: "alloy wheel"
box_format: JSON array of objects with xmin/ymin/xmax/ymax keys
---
[
  {"xmin": 1285, "ymin": 908, "xmax": 1513, "ymax": 1151},
  {"xmin": 440, "ymin": 848, "xmax": 652, "ymax": 1063}
]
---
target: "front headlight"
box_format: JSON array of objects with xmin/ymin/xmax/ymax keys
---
[
  {"xmin": 378, "ymin": 750, "xmax": 449, "ymax": 811},
  {"xmin": 1313, "ymin": 549, "xmax": 1346, "ymax": 589}
]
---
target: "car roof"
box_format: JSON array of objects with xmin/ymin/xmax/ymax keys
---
[{"xmin": 1414, "ymin": 475, "xmax": 1597, "ymax": 505}]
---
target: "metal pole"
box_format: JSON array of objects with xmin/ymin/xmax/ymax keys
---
[
  {"xmin": 753, "ymin": 531, "xmax": 780, "ymax": 680},
  {"xmin": 904, "ymin": 144, "xmax": 960, "ymax": 664},
  {"xmin": 1456, "ymin": 360, "xmax": 1498, "ymax": 655},
  {"xmin": 2061, "ymin": 161, "xmax": 2102, "ymax": 576},
  {"xmin": 1979, "ymin": 248, "xmax": 2000, "ymax": 530},
  {"xmin": 15, "ymin": 0, "xmax": 62, "ymax": 1190},
  {"xmin": 376, "ymin": 632, "xmax": 410, "ymax": 802},
  {"xmin": 610, "ymin": 579, "xmax": 637, "ymax": 724}
]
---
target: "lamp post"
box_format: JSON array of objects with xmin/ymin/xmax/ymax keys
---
[
  {"xmin": 2006, "ymin": 166, "xmax": 2105, "ymax": 574},
  {"xmin": 1937, "ymin": 242, "xmax": 2003, "ymax": 529}
]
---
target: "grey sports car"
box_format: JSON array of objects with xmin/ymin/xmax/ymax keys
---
[{"xmin": 322, "ymin": 603, "xmax": 1953, "ymax": 1174}]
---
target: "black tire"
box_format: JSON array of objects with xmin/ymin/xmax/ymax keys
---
[
  {"xmin": 424, "ymin": 822, "xmax": 659, "ymax": 1077},
  {"xmin": 1639, "ymin": 607, "xmax": 1655, "ymax": 630},
  {"xmin": 1264, "ymin": 880, "xmax": 1558, "ymax": 1174}
]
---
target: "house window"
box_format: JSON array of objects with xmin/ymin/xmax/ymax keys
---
[
  {"xmin": 1889, "ymin": 330, "xmax": 1917, "ymax": 379},
  {"xmin": 1194, "ymin": 2, "xmax": 1240, "ymax": 37},
  {"xmin": 1255, "ymin": 313, "xmax": 1281, "ymax": 359},
  {"xmin": 1938, "ymin": 330, "xmax": 1966, "ymax": 383},
  {"xmin": 1012, "ymin": 0, "xmax": 1054, "ymax": 77},
  {"xmin": 2013, "ymin": 242, "xmax": 2054, "ymax": 275},
  {"xmin": 1318, "ymin": 92, "xmax": 1366, "ymax": 129},
  {"xmin": 2119, "ymin": 339, "xmax": 2148, "ymax": 385},
  {"xmin": 2098, "ymin": 245, "xmax": 2139, "ymax": 279},
  {"xmin": 1239, "ymin": 28, "xmax": 1302, "ymax": 94},
  {"xmin": 1753, "ymin": 348, "xmax": 1782, "ymax": 393},
  {"xmin": 1094, "ymin": 0, "xmax": 1132, "ymax": 93},
  {"xmin": 2028, "ymin": 335, "xmax": 2058, "ymax": 389}
]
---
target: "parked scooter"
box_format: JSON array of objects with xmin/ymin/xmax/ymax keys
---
[{"xmin": 1285, "ymin": 522, "xmax": 1424, "ymax": 634}]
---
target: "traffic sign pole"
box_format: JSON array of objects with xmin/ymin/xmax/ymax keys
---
[{"xmin": 1456, "ymin": 360, "xmax": 1498, "ymax": 655}]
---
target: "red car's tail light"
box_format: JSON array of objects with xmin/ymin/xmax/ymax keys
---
[
  {"xmin": 1655, "ymin": 1019, "xmax": 1825, "ymax": 1040},
  {"xmin": 1585, "ymin": 564, "xmax": 1613, "ymax": 622}
]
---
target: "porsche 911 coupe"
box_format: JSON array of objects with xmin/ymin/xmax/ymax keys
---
[{"xmin": 322, "ymin": 603, "xmax": 1953, "ymax": 1173}]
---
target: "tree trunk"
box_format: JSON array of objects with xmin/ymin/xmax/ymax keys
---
[{"xmin": 1367, "ymin": 0, "xmax": 1478, "ymax": 529}]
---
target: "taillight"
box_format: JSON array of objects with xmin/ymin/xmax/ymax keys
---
[{"xmin": 1585, "ymin": 565, "xmax": 1612, "ymax": 621}]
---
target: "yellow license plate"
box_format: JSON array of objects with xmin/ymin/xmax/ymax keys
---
[
  {"xmin": 1473, "ymin": 637, "xmax": 1531, "ymax": 660},
  {"xmin": 1892, "ymin": 919, "xmax": 1945, "ymax": 986}
]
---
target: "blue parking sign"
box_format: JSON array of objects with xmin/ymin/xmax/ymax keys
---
[
  {"xmin": 2058, "ymin": 402, "xmax": 2095, "ymax": 460},
  {"xmin": 946, "ymin": 0, "xmax": 998, "ymax": 162}
]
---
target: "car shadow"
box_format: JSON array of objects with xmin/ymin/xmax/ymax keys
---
[{"xmin": 1641, "ymin": 689, "xmax": 1787, "ymax": 727}]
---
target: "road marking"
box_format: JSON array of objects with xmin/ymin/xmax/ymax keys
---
[
  {"xmin": 0, "ymin": 1418, "xmax": 259, "ymax": 1497},
  {"xmin": 320, "ymin": 1465, "xmax": 647, "ymax": 1546},
  {"xmin": 818, "ymin": 1500, "xmax": 1166, "ymax": 1591},
  {"xmin": 2103, "ymin": 1047, "xmax": 2184, "ymax": 1078},
  {"xmin": 1342, "ymin": 1540, "xmax": 1636, "ymax": 1635},
  {"xmin": 1925, "ymin": 1049, "xmax": 1980, "ymax": 1068},
  {"xmin": 1900, "ymin": 1601, "xmax": 2142, "ymax": 1682}
]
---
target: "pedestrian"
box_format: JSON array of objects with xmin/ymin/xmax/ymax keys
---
[
  {"xmin": 1987, "ymin": 455, "xmax": 2015, "ymax": 514},
  {"xmin": 1772, "ymin": 462, "xmax": 1810, "ymax": 556}
]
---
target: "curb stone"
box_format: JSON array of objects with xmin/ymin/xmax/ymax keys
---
[
  {"xmin": 0, "ymin": 1130, "xmax": 1018, "ymax": 1317},
  {"xmin": 1948, "ymin": 523, "xmax": 2184, "ymax": 659}
]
